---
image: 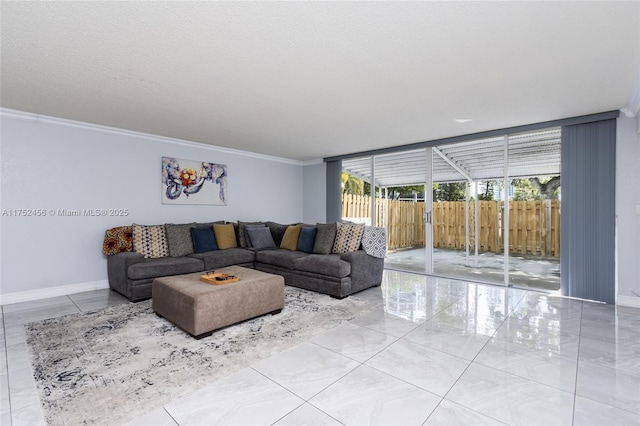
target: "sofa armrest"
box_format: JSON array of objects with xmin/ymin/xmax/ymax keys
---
[
  {"xmin": 108, "ymin": 252, "xmax": 146, "ymax": 268},
  {"xmin": 340, "ymin": 250, "xmax": 384, "ymax": 293},
  {"xmin": 107, "ymin": 252, "xmax": 145, "ymax": 298}
]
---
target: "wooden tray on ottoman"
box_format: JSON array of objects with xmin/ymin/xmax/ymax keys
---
[{"xmin": 199, "ymin": 272, "xmax": 240, "ymax": 285}]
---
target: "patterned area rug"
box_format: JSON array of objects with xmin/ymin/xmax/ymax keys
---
[{"xmin": 25, "ymin": 287, "xmax": 379, "ymax": 425}]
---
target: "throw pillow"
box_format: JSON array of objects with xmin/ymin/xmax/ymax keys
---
[
  {"xmin": 194, "ymin": 220, "xmax": 225, "ymax": 229},
  {"xmin": 361, "ymin": 226, "xmax": 387, "ymax": 258},
  {"xmin": 190, "ymin": 226, "xmax": 218, "ymax": 253},
  {"xmin": 247, "ymin": 227, "xmax": 276, "ymax": 249},
  {"xmin": 332, "ymin": 222, "xmax": 365, "ymax": 254},
  {"xmin": 280, "ymin": 225, "xmax": 301, "ymax": 251},
  {"xmin": 102, "ymin": 226, "xmax": 133, "ymax": 256},
  {"xmin": 296, "ymin": 226, "xmax": 317, "ymax": 253},
  {"xmin": 213, "ymin": 223, "xmax": 238, "ymax": 249},
  {"xmin": 237, "ymin": 221, "xmax": 264, "ymax": 248},
  {"xmin": 132, "ymin": 224, "xmax": 169, "ymax": 259},
  {"xmin": 313, "ymin": 223, "xmax": 337, "ymax": 255},
  {"xmin": 265, "ymin": 221, "xmax": 288, "ymax": 246},
  {"xmin": 244, "ymin": 223, "xmax": 267, "ymax": 248},
  {"xmin": 165, "ymin": 223, "xmax": 196, "ymax": 257}
]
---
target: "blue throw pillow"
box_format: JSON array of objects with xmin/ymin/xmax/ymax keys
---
[
  {"xmin": 297, "ymin": 226, "xmax": 317, "ymax": 253},
  {"xmin": 190, "ymin": 227, "xmax": 218, "ymax": 253}
]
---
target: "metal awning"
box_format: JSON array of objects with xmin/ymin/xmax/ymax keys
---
[{"xmin": 342, "ymin": 128, "xmax": 561, "ymax": 186}]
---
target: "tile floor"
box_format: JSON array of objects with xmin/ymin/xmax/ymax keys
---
[{"xmin": 1, "ymin": 270, "xmax": 639, "ymax": 425}]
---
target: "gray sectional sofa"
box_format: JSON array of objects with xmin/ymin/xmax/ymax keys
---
[{"xmin": 105, "ymin": 221, "xmax": 385, "ymax": 302}]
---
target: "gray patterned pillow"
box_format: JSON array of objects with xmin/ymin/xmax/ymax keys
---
[
  {"xmin": 362, "ymin": 226, "xmax": 387, "ymax": 258},
  {"xmin": 247, "ymin": 227, "xmax": 276, "ymax": 249},
  {"xmin": 313, "ymin": 223, "xmax": 337, "ymax": 255},
  {"xmin": 237, "ymin": 221, "xmax": 264, "ymax": 248},
  {"xmin": 132, "ymin": 224, "xmax": 169, "ymax": 259},
  {"xmin": 165, "ymin": 223, "xmax": 196, "ymax": 257},
  {"xmin": 244, "ymin": 224, "xmax": 267, "ymax": 248}
]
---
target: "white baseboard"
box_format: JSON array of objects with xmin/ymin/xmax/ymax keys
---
[
  {"xmin": 0, "ymin": 280, "xmax": 110, "ymax": 306},
  {"xmin": 617, "ymin": 294, "xmax": 640, "ymax": 309}
]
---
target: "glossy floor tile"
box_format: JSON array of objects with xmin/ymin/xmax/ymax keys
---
[
  {"xmin": 350, "ymin": 308, "xmax": 425, "ymax": 337},
  {"xmin": 474, "ymin": 338, "xmax": 578, "ymax": 392},
  {"xmin": 424, "ymin": 399, "xmax": 507, "ymax": 426},
  {"xmin": 578, "ymin": 335, "xmax": 640, "ymax": 375},
  {"xmin": 252, "ymin": 341, "xmax": 359, "ymax": 400},
  {"xmin": 404, "ymin": 320, "xmax": 492, "ymax": 360},
  {"xmin": 273, "ymin": 403, "xmax": 342, "ymax": 426},
  {"xmin": 447, "ymin": 363, "xmax": 575, "ymax": 425},
  {"xmin": 309, "ymin": 365, "xmax": 441, "ymax": 426},
  {"xmin": 165, "ymin": 368, "xmax": 304, "ymax": 426},
  {"xmin": 365, "ymin": 339, "xmax": 470, "ymax": 396},
  {"xmin": 2, "ymin": 271, "xmax": 640, "ymax": 426},
  {"xmin": 572, "ymin": 395, "xmax": 640, "ymax": 426},
  {"xmin": 310, "ymin": 322, "xmax": 397, "ymax": 362},
  {"xmin": 576, "ymin": 360, "xmax": 640, "ymax": 414}
]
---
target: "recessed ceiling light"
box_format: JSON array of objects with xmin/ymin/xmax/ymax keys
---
[{"xmin": 455, "ymin": 119, "xmax": 473, "ymax": 123}]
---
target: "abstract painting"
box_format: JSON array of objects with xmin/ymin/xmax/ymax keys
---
[{"xmin": 162, "ymin": 157, "xmax": 227, "ymax": 205}]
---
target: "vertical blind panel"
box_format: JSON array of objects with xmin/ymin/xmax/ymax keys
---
[
  {"xmin": 326, "ymin": 160, "xmax": 343, "ymax": 223},
  {"xmin": 561, "ymin": 119, "xmax": 616, "ymax": 303}
]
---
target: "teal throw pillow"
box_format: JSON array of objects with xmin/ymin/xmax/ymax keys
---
[{"xmin": 296, "ymin": 226, "xmax": 317, "ymax": 253}]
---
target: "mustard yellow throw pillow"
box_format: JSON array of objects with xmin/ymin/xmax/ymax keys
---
[
  {"xmin": 213, "ymin": 223, "xmax": 238, "ymax": 249},
  {"xmin": 280, "ymin": 225, "xmax": 301, "ymax": 251}
]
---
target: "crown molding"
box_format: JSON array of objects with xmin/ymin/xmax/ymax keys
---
[
  {"xmin": 0, "ymin": 108, "xmax": 305, "ymax": 166},
  {"xmin": 301, "ymin": 158, "xmax": 324, "ymax": 166},
  {"xmin": 621, "ymin": 66, "xmax": 640, "ymax": 119}
]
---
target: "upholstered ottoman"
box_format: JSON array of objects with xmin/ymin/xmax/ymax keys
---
[{"xmin": 152, "ymin": 266, "xmax": 285, "ymax": 339}]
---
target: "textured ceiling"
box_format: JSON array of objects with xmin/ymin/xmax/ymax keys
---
[{"xmin": 1, "ymin": 1, "xmax": 638, "ymax": 161}]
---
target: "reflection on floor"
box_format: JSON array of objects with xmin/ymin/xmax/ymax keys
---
[
  {"xmin": 2, "ymin": 270, "xmax": 638, "ymax": 425},
  {"xmin": 386, "ymin": 247, "xmax": 561, "ymax": 290}
]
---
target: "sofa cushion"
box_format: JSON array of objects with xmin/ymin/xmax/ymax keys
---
[
  {"xmin": 247, "ymin": 226, "xmax": 276, "ymax": 249},
  {"xmin": 189, "ymin": 248, "xmax": 256, "ymax": 270},
  {"xmin": 296, "ymin": 226, "xmax": 317, "ymax": 253},
  {"xmin": 332, "ymin": 222, "xmax": 365, "ymax": 254},
  {"xmin": 313, "ymin": 223, "xmax": 337, "ymax": 255},
  {"xmin": 194, "ymin": 221, "xmax": 225, "ymax": 229},
  {"xmin": 127, "ymin": 256, "xmax": 203, "ymax": 280},
  {"xmin": 165, "ymin": 223, "xmax": 196, "ymax": 257},
  {"xmin": 244, "ymin": 223, "xmax": 267, "ymax": 248},
  {"xmin": 191, "ymin": 226, "xmax": 218, "ymax": 253},
  {"xmin": 132, "ymin": 224, "xmax": 169, "ymax": 258},
  {"xmin": 293, "ymin": 254, "xmax": 351, "ymax": 278},
  {"xmin": 102, "ymin": 226, "xmax": 133, "ymax": 256},
  {"xmin": 265, "ymin": 221, "xmax": 288, "ymax": 246},
  {"xmin": 280, "ymin": 225, "xmax": 301, "ymax": 251},
  {"xmin": 213, "ymin": 223, "xmax": 238, "ymax": 249},
  {"xmin": 256, "ymin": 249, "xmax": 308, "ymax": 270},
  {"xmin": 237, "ymin": 221, "xmax": 264, "ymax": 248}
]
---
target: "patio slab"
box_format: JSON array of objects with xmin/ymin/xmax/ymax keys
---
[{"xmin": 385, "ymin": 248, "xmax": 560, "ymax": 291}]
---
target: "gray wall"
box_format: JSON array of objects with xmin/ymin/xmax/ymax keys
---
[
  {"xmin": 302, "ymin": 161, "xmax": 326, "ymax": 224},
  {"xmin": 0, "ymin": 113, "xmax": 304, "ymax": 297},
  {"xmin": 325, "ymin": 160, "xmax": 342, "ymax": 223},
  {"xmin": 616, "ymin": 115, "xmax": 640, "ymax": 307}
]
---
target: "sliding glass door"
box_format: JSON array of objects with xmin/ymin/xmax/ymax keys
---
[{"xmin": 341, "ymin": 127, "xmax": 561, "ymax": 292}]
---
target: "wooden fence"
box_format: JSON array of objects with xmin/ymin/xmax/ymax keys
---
[{"xmin": 342, "ymin": 194, "xmax": 560, "ymax": 257}]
